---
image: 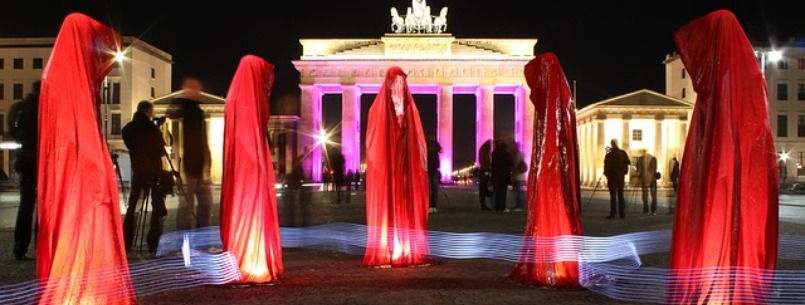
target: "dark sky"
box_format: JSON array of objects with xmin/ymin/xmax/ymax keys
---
[{"xmin": 1, "ymin": 1, "xmax": 800, "ymax": 107}]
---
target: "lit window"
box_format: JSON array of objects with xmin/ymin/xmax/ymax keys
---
[
  {"xmin": 778, "ymin": 83, "xmax": 789, "ymax": 101},
  {"xmin": 111, "ymin": 113, "xmax": 122, "ymax": 135},
  {"xmin": 778, "ymin": 115, "xmax": 789, "ymax": 137},
  {"xmin": 13, "ymin": 83, "xmax": 23, "ymax": 99},
  {"xmin": 799, "ymin": 84, "xmax": 805, "ymax": 101},
  {"xmin": 112, "ymin": 83, "xmax": 121, "ymax": 104},
  {"xmin": 632, "ymin": 129, "xmax": 643, "ymax": 141},
  {"xmin": 798, "ymin": 115, "xmax": 805, "ymax": 137}
]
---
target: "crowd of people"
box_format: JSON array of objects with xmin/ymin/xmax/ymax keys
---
[
  {"xmin": 4, "ymin": 75, "xmax": 682, "ymax": 259},
  {"xmin": 475, "ymin": 138, "xmax": 528, "ymax": 212}
]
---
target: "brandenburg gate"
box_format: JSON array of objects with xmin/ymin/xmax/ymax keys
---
[{"xmin": 292, "ymin": 1, "xmax": 537, "ymax": 182}]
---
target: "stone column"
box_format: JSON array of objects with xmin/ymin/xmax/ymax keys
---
[
  {"xmin": 654, "ymin": 116, "xmax": 664, "ymax": 185},
  {"xmin": 341, "ymin": 85, "xmax": 361, "ymax": 174},
  {"xmin": 438, "ymin": 84, "xmax": 453, "ymax": 182},
  {"xmin": 622, "ymin": 116, "xmax": 631, "ymax": 185},
  {"xmin": 299, "ymin": 85, "xmax": 322, "ymax": 181},
  {"xmin": 519, "ymin": 85, "xmax": 535, "ymax": 173},
  {"xmin": 476, "ymin": 85, "xmax": 495, "ymax": 162},
  {"xmin": 595, "ymin": 119, "xmax": 606, "ymax": 184}
]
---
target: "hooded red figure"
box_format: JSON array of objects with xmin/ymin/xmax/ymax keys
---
[
  {"xmin": 509, "ymin": 53, "xmax": 583, "ymax": 288},
  {"xmin": 220, "ymin": 55, "xmax": 284, "ymax": 284},
  {"xmin": 669, "ymin": 10, "xmax": 778, "ymax": 305},
  {"xmin": 363, "ymin": 67, "xmax": 432, "ymax": 267},
  {"xmin": 36, "ymin": 13, "xmax": 136, "ymax": 304}
]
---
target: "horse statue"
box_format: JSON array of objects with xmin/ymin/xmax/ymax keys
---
[
  {"xmin": 420, "ymin": 6, "xmax": 433, "ymax": 33},
  {"xmin": 432, "ymin": 7, "xmax": 448, "ymax": 33},
  {"xmin": 405, "ymin": 7, "xmax": 418, "ymax": 33},
  {"xmin": 390, "ymin": 7, "xmax": 405, "ymax": 33}
]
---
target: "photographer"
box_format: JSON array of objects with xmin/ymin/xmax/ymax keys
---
[
  {"xmin": 122, "ymin": 101, "xmax": 169, "ymax": 252},
  {"xmin": 604, "ymin": 139, "xmax": 630, "ymax": 219}
]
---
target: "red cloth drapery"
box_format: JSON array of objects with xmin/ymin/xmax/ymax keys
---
[
  {"xmin": 363, "ymin": 67, "xmax": 432, "ymax": 267},
  {"xmin": 36, "ymin": 13, "xmax": 136, "ymax": 304},
  {"xmin": 220, "ymin": 55, "xmax": 284, "ymax": 284},
  {"xmin": 669, "ymin": 10, "xmax": 778, "ymax": 305},
  {"xmin": 509, "ymin": 53, "xmax": 583, "ymax": 288}
]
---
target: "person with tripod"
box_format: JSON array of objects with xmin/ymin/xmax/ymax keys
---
[
  {"xmin": 604, "ymin": 139, "xmax": 630, "ymax": 219},
  {"xmin": 122, "ymin": 101, "xmax": 168, "ymax": 252},
  {"xmin": 8, "ymin": 81, "xmax": 39, "ymax": 261}
]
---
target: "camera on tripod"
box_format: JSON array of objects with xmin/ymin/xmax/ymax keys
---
[{"xmin": 152, "ymin": 116, "xmax": 167, "ymax": 126}]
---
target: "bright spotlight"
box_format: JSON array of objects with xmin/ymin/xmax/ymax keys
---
[
  {"xmin": 316, "ymin": 129, "xmax": 329, "ymax": 146},
  {"xmin": 767, "ymin": 50, "xmax": 783, "ymax": 63},
  {"xmin": 780, "ymin": 151, "xmax": 790, "ymax": 162},
  {"xmin": 114, "ymin": 50, "xmax": 126, "ymax": 63}
]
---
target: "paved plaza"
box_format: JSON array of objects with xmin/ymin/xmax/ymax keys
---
[{"xmin": 2, "ymin": 186, "xmax": 805, "ymax": 304}]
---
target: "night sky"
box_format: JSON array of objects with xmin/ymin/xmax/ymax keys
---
[{"xmin": 1, "ymin": 1, "xmax": 801, "ymax": 167}]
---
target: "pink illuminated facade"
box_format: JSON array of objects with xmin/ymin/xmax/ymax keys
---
[{"xmin": 293, "ymin": 34, "xmax": 537, "ymax": 182}]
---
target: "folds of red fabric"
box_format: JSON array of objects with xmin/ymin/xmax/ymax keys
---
[
  {"xmin": 509, "ymin": 53, "xmax": 583, "ymax": 288},
  {"xmin": 668, "ymin": 10, "xmax": 778, "ymax": 305},
  {"xmin": 363, "ymin": 67, "xmax": 432, "ymax": 267},
  {"xmin": 220, "ymin": 55, "xmax": 284, "ymax": 284},
  {"xmin": 36, "ymin": 13, "xmax": 136, "ymax": 305}
]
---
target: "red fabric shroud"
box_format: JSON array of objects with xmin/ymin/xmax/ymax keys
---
[
  {"xmin": 509, "ymin": 53, "xmax": 583, "ymax": 288},
  {"xmin": 669, "ymin": 10, "xmax": 778, "ymax": 305},
  {"xmin": 363, "ymin": 67, "xmax": 432, "ymax": 267},
  {"xmin": 220, "ymin": 55, "xmax": 284, "ymax": 284},
  {"xmin": 36, "ymin": 13, "xmax": 136, "ymax": 305}
]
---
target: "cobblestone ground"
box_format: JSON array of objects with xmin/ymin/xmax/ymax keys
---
[{"xmin": 2, "ymin": 186, "xmax": 805, "ymax": 305}]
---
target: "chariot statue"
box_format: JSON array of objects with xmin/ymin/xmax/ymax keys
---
[{"xmin": 390, "ymin": 0, "xmax": 448, "ymax": 34}]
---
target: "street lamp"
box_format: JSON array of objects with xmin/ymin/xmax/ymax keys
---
[{"xmin": 757, "ymin": 49, "xmax": 782, "ymax": 74}]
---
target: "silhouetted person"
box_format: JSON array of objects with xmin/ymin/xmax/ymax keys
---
[
  {"xmin": 636, "ymin": 149, "xmax": 658, "ymax": 215},
  {"xmin": 604, "ymin": 139, "xmax": 630, "ymax": 219},
  {"xmin": 283, "ymin": 159, "xmax": 309, "ymax": 227},
  {"xmin": 491, "ymin": 140, "xmax": 513, "ymax": 211},
  {"xmin": 121, "ymin": 101, "xmax": 168, "ymax": 252},
  {"xmin": 478, "ymin": 140, "xmax": 493, "ymax": 211},
  {"xmin": 426, "ymin": 134, "xmax": 442, "ymax": 213},
  {"xmin": 509, "ymin": 142, "xmax": 527, "ymax": 212},
  {"xmin": 8, "ymin": 80, "xmax": 39, "ymax": 261},
  {"xmin": 331, "ymin": 150, "xmax": 345, "ymax": 204},
  {"xmin": 669, "ymin": 157, "xmax": 680, "ymax": 214},
  {"xmin": 168, "ymin": 76, "xmax": 213, "ymax": 230}
]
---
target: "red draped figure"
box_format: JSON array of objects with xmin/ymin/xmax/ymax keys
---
[
  {"xmin": 363, "ymin": 67, "xmax": 432, "ymax": 267},
  {"xmin": 220, "ymin": 55, "xmax": 284, "ymax": 284},
  {"xmin": 509, "ymin": 53, "xmax": 583, "ymax": 288},
  {"xmin": 36, "ymin": 13, "xmax": 136, "ymax": 305},
  {"xmin": 669, "ymin": 10, "xmax": 778, "ymax": 305}
]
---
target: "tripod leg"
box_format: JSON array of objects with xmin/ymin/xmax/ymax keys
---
[{"xmin": 137, "ymin": 187, "xmax": 151, "ymax": 252}]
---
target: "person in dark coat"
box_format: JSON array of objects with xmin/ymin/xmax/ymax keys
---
[
  {"xmin": 167, "ymin": 76, "xmax": 213, "ymax": 230},
  {"xmin": 669, "ymin": 157, "xmax": 680, "ymax": 214},
  {"xmin": 331, "ymin": 150, "xmax": 345, "ymax": 204},
  {"xmin": 426, "ymin": 134, "xmax": 442, "ymax": 213},
  {"xmin": 478, "ymin": 140, "xmax": 493, "ymax": 211},
  {"xmin": 121, "ymin": 101, "xmax": 168, "ymax": 252},
  {"xmin": 8, "ymin": 81, "xmax": 39, "ymax": 261},
  {"xmin": 491, "ymin": 140, "xmax": 514, "ymax": 211},
  {"xmin": 603, "ymin": 139, "xmax": 631, "ymax": 219}
]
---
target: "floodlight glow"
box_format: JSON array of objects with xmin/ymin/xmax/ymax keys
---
[
  {"xmin": 114, "ymin": 50, "xmax": 126, "ymax": 63},
  {"xmin": 780, "ymin": 151, "xmax": 790, "ymax": 162},
  {"xmin": 767, "ymin": 50, "xmax": 783, "ymax": 63},
  {"xmin": 0, "ymin": 141, "xmax": 22, "ymax": 150}
]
